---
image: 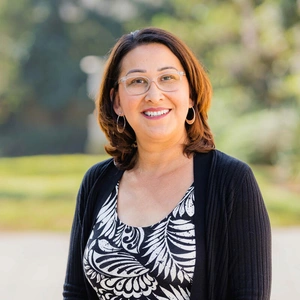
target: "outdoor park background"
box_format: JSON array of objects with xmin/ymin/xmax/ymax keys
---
[
  {"xmin": 1, "ymin": 0, "xmax": 299, "ymax": 230},
  {"xmin": 0, "ymin": 0, "xmax": 299, "ymax": 299}
]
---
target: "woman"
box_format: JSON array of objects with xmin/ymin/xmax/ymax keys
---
[{"xmin": 63, "ymin": 28, "xmax": 271, "ymax": 299}]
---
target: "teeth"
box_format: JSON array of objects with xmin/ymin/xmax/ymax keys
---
[{"xmin": 144, "ymin": 109, "xmax": 169, "ymax": 117}]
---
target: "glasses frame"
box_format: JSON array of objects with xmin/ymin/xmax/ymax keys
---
[{"xmin": 118, "ymin": 70, "xmax": 186, "ymax": 96}]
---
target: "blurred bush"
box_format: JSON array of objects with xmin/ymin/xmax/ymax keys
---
[{"xmin": 0, "ymin": 0, "xmax": 299, "ymax": 178}]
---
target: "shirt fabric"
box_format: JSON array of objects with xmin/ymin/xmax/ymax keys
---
[
  {"xmin": 83, "ymin": 183, "xmax": 196, "ymax": 299},
  {"xmin": 63, "ymin": 150, "xmax": 272, "ymax": 300}
]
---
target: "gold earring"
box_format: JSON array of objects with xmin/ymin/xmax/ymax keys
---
[
  {"xmin": 185, "ymin": 107, "xmax": 195, "ymax": 125},
  {"xmin": 116, "ymin": 115, "xmax": 126, "ymax": 133}
]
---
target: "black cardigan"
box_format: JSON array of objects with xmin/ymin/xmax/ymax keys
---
[{"xmin": 63, "ymin": 150, "xmax": 271, "ymax": 299}]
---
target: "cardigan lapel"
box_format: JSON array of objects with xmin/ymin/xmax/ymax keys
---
[{"xmin": 190, "ymin": 151, "xmax": 213, "ymax": 300}]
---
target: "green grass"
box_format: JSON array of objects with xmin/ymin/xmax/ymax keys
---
[
  {"xmin": 251, "ymin": 165, "xmax": 300, "ymax": 227},
  {"xmin": 0, "ymin": 154, "xmax": 108, "ymax": 231},
  {"xmin": 0, "ymin": 155, "xmax": 299, "ymax": 231}
]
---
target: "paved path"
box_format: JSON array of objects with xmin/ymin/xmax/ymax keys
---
[{"xmin": 0, "ymin": 228, "xmax": 299, "ymax": 300}]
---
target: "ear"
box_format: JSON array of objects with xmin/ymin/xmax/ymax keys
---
[
  {"xmin": 189, "ymin": 97, "xmax": 194, "ymax": 108},
  {"xmin": 111, "ymin": 88, "xmax": 122, "ymax": 115}
]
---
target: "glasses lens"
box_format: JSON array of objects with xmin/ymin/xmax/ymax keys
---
[
  {"xmin": 123, "ymin": 71, "xmax": 183, "ymax": 95},
  {"xmin": 157, "ymin": 72, "xmax": 181, "ymax": 92},
  {"xmin": 125, "ymin": 76, "xmax": 149, "ymax": 95}
]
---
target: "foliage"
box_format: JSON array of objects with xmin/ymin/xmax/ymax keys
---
[
  {"xmin": 0, "ymin": 155, "xmax": 299, "ymax": 231},
  {"xmin": 125, "ymin": 0, "xmax": 300, "ymax": 176},
  {"xmin": 0, "ymin": 0, "xmax": 299, "ymax": 176},
  {"xmin": 0, "ymin": 0, "xmax": 124, "ymax": 155},
  {"xmin": 0, "ymin": 0, "xmax": 34, "ymax": 124}
]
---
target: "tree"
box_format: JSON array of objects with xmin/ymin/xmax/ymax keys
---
[
  {"xmin": 125, "ymin": 0, "xmax": 300, "ymax": 171},
  {"xmin": 0, "ymin": 0, "xmax": 124, "ymax": 155}
]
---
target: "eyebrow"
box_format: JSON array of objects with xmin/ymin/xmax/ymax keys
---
[
  {"xmin": 158, "ymin": 66, "xmax": 178, "ymax": 72},
  {"xmin": 125, "ymin": 66, "xmax": 178, "ymax": 76},
  {"xmin": 125, "ymin": 69, "xmax": 146, "ymax": 76}
]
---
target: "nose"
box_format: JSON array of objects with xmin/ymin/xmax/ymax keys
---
[{"xmin": 144, "ymin": 81, "xmax": 163, "ymax": 102}]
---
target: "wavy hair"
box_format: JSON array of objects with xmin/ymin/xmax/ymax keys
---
[{"xmin": 96, "ymin": 27, "xmax": 215, "ymax": 170}]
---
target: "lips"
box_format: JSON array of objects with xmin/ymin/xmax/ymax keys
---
[{"xmin": 143, "ymin": 109, "xmax": 170, "ymax": 117}]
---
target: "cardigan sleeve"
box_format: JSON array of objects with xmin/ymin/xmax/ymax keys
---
[
  {"xmin": 227, "ymin": 166, "xmax": 272, "ymax": 299},
  {"xmin": 63, "ymin": 162, "xmax": 109, "ymax": 300},
  {"xmin": 63, "ymin": 159, "xmax": 118, "ymax": 299},
  {"xmin": 63, "ymin": 177, "xmax": 90, "ymax": 299}
]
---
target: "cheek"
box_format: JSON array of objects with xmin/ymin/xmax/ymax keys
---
[
  {"xmin": 180, "ymin": 84, "xmax": 192, "ymax": 104},
  {"xmin": 118, "ymin": 95, "xmax": 139, "ymax": 118},
  {"xmin": 117, "ymin": 90, "xmax": 130, "ymax": 110},
  {"xmin": 179, "ymin": 91, "xmax": 192, "ymax": 109}
]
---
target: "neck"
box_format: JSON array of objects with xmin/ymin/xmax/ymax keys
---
[{"xmin": 133, "ymin": 139, "xmax": 190, "ymax": 176}]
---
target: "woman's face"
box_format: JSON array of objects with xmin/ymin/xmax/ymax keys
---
[{"xmin": 113, "ymin": 43, "xmax": 193, "ymax": 146}]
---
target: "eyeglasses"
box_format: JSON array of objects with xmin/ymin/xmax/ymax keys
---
[{"xmin": 118, "ymin": 70, "xmax": 186, "ymax": 96}]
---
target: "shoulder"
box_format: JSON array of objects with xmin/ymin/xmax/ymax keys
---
[
  {"xmin": 212, "ymin": 150, "xmax": 251, "ymax": 174},
  {"xmin": 194, "ymin": 150, "xmax": 250, "ymax": 174},
  {"xmin": 85, "ymin": 157, "xmax": 115, "ymax": 176},
  {"xmin": 207, "ymin": 150, "xmax": 256, "ymax": 190},
  {"xmin": 80, "ymin": 157, "xmax": 117, "ymax": 191}
]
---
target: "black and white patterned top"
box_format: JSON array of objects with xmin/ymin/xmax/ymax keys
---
[{"xmin": 83, "ymin": 183, "xmax": 196, "ymax": 300}]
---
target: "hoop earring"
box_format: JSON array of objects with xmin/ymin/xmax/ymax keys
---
[
  {"xmin": 185, "ymin": 107, "xmax": 196, "ymax": 125},
  {"xmin": 116, "ymin": 115, "xmax": 126, "ymax": 133}
]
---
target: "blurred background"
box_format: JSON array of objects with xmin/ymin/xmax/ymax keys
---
[{"xmin": 0, "ymin": 0, "xmax": 299, "ymax": 299}]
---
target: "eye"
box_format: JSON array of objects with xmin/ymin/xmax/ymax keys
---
[
  {"xmin": 126, "ymin": 76, "xmax": 148, "ymax": 86},
  {"xmin": 160, "ymin": 73, "xmax": 178, "ymax": 82}
]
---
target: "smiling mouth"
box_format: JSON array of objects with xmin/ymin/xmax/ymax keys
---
[{"xmin": 143, "ymin": 109, "xmax": 170, "ymax": 117}]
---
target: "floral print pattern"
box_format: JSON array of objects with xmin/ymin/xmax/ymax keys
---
[{"xmin": 83, "ymin": 184, "xmax": 196, "ymax": 299}]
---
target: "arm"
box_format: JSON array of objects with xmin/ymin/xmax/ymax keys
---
[
  {"xmin": 228, "ymin": 167, "xmax": 272, "ymax": 299},
  {"xmin": 63, "ymin": 159, "xmax": 117, "ymax": 299},
  {"xmin": 63, "ymin": 182, "xmax": 90, "ymax": 299}
]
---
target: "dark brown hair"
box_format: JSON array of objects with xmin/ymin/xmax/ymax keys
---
[{"xmin": 96, "ymin": 27, "xmax": 215, "ymax": 170}]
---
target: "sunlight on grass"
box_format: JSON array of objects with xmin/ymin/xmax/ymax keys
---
[
  {"xmin": 252, "ymin": 165, "xmax": 300, "ymax": 227},
  {"xmin": 0, "ymin": 155, "xmax": 299, "ymax": 231},
  {"xmin": 0, "ymin": 199, "xmax": 74, "ymax": 231},
  {"xmin": 0, "ymin": 154, "xmax": 108, "ymax": 231}
]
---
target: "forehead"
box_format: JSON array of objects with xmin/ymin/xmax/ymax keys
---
[{"xmin": 120, "ymin": 43, "xmax": 183, "ymax": 73}]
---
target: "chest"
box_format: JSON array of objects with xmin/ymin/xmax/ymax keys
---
[
  {"xmin": 84, "ymin": 185, "xmax": 196, "ymax": 299},
  {"xmin": 117, "ymin": 169, "xmax": 194, "ymax": 227}
]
